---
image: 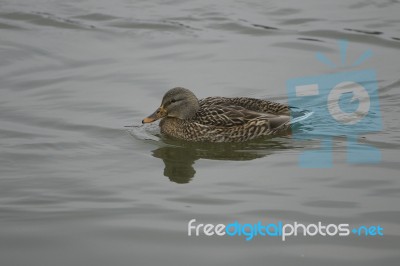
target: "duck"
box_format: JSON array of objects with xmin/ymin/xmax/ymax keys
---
[{"xmin": 142, "ymin": 87, "xmax": 291, "ymax": 142}]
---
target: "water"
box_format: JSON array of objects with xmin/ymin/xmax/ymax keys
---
[{"xmin": 1, "ymin": 0, "xmax": 400, "ymax": 265}]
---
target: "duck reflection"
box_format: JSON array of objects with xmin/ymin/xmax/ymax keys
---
[{"xmin": 151, "ymin": 137, "xmax": 293, "ymax": 184}]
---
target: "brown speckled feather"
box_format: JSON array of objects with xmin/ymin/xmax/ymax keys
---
[
  {"xmin": 159, "ymin": 96, "xmax": 291, "ymax": 142},
  {"xmin": 199, "ymin": 97, "xmax": 290, "ymax": 115}
]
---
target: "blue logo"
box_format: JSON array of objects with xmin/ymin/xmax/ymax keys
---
[
  {"xmin": 286, "ymin": 40, "xmax": 382, "ymax": 168},
  {"xmin": 187, "ymin": 219, "xmax": 384, "ymax": 241}
]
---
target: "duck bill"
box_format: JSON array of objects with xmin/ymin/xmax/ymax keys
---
[{"xmin": 142, "ymin": 106, "xmax": 167, "ymax": 124}]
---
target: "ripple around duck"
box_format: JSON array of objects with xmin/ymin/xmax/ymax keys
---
[
  {"xmin": 0, "ymin": 12, "xmax": 93, "ymax": 30},
  {"xmin": 0, "ymin": 22, "xmax": 22, "ymax": 29},
  {"xmin": 344, "ymin": 28, "xmax": 383, "ymax": 35},
  {"xmin": 379, "ymin": 79, "xmax": 400, "ymax": 101},
  {"xmin": 107, "ymin": 19, "xmax": 192, "ymax": 32},
  {"xmin": 0, "ymin": 12, "xmax": 46, "ymax": 21},
  {"xmin": 271, "ymin": 41, "xmax": 335, "ymax": 53},
  {"xmin": 302, "ymin": 200, "xmax": 359, "ymax": 209},
  {"xmin": 166, "ymin": 195, "xmax": 241, "ymax": 205},
  {"xmin": 209, "ymin": 21, "xmax": 280, "ymax": 36},
  {"xmin": 278, "ymin": 18, "xmax": 322, "ymax": 25},
  {"xmin": 71, "ymin": 13, "xmax": 119, "ymax": 21},
  {"xmin": 0, "ymin": 128, "xmax": 50, "ymax": 139},
  {"xmin": 300, "ymin": 29, "xmax": 400, "ymax": 49}
]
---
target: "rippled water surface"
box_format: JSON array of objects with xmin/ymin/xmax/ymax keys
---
[{"xmin": 1, "ymin": 0, "xmax": 400, "ymax": 265}]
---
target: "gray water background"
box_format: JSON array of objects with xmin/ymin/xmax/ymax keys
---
[{"xmin": 1, "ymin": 0, "xmax": 400, "ymax": 265}]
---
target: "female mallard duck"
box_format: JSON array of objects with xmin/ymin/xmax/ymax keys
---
[{"xmin": 142, "ymin": 87, "xmax": 291, "ymax": 142}]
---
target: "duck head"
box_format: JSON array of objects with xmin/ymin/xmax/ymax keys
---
[{"xmin": 142, "ymin": 87, "xmax": 200, "ymax": 124}]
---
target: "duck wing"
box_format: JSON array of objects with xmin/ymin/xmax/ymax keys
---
[
  {"xmin": 199, "ymin": 96, "xmax": 290, "ymax": 115},
  {"xmin": 193, "ymin": 104, "xmax": 288, "ymax": 128}
]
